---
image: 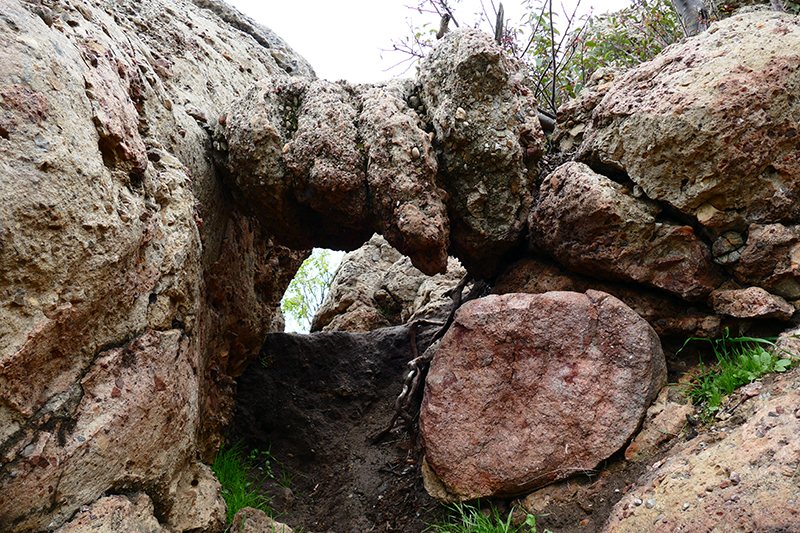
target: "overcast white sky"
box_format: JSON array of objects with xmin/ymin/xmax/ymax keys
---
[{"xmin": 226, "ymin": 0, "xmax": 634, "ymax": 83}]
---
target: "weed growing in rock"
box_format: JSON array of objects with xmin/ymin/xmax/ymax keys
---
[
  {"xmin": 427, "ymin": 503, "xmax": 552, "ymax": 533},
  {"xmin": 212, "ymin": 442, "xmax": 274, "ymax": 524},
  {"xmin": 679, "ymin": 329, "xmax": 797, "ymax": 413}
]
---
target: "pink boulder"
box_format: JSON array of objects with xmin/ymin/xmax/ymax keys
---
[{"xmin": 420, "ymin": 291, "xmax": 666, "ymax": 500}]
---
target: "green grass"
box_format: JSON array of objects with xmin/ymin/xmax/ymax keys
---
[
  {"xmin": 211, "ymin": 441, "xmax": 274, "ymax": 524},
  {"xmin": 426, "ymin": 503, "xmax": 552, "ymax": 533},
  {"xmin": 679, "ymin": 329, "xmax": 797, "ymax": 414}
]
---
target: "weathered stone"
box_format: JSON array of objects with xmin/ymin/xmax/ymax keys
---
[
  {"xmin": 552, "ymin": 67, "xmax": 623, "ymax": 153},
  {"xmin": 623, "ymin": 388, "xmax": 694, "ymax": 461},
  {"xmin": 418, "ymin": 28, "xmax": 544, "ymax": 277},
  {"xmin": 579, "ymin": 12, "xmax": 800, "ymax": 230},
  {"xmin": 494, "ymin": 257, "xmax": 721, "ymax": 338},
  {"xmin": 708, "ymin": 286, "xmax": 795, "ymax": 320},
  {"xmin": 420, "ymin": 291, "xmax": 666, "ymax": 500},
  {"xmin": 0, "ymin": 0, "xmax": 306, "ymax": 528},
  {"xmin": 729, "ymin": 223, "xmax": 800, "ymax": 299},
  {"xmin": 312, "ymin": 235, "xmax": 465, "ymax": 332},
  {"xmin": 53, "ymin": 493, "xmax": 169, "ymax": 533},
  {"xmin": 0, "ymin": 331, "xmax": 209, "ymax": 531},
  {"xmin": 358, "ymin": 81, "xmax": 449, "ymax": 274},
  {"xmin": 231, "ymin": 507, "xmax": 293, "ymax": 533},
  {"xmin": 531, "ymin": 162, "xmax": 723, "ymax": 301},
  {"xmin": 219, "ymin": 76, "xmax": 449, "ymax": 274},
  {"xmin": 601, "ymin": 366, "xmax": 800, "ymax": 533}
]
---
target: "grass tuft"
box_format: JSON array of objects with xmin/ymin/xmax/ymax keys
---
[
  {"xmin": 679, "ymin": 328, "xmax": 798, "ymax": 414},
  {"xmin": 426, "ymin": 503, "xmax": 552, "ymax": 533},
  {"xmin": 211, "ymin": 441, "xmax": 273, "ymax": 524}
]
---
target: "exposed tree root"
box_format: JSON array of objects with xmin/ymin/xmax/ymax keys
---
[{"xmin": 372, "ymin": 274, "xmax": 491, "ymax": 444}]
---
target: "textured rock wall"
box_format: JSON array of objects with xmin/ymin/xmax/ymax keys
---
[{"xmin": 0, "ymin": 0, "xmax": 307, "ymax": 530}]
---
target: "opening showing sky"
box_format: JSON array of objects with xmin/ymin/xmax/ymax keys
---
[{"xmin": 222, "ymin": 0, "xmax": 634, "ymax": 331}]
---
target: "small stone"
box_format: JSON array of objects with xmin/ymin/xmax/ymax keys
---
[
  {"xmin": 654, "ymin": 513, "xmax": 666, "ymax": 524},
  {"xmin": 730, "ymin": 471, "xmax": 741, "ymax": 485},
  {"xmin": 411, "ymin": 147, "xmax": 421, "ymax": 159},
  {"xmin": 455, "ymin": 107, "xmax": 467, "ymax": 121},
  {"xmin": 683, "ymin": 503, "xmax": 690, "ymax": 511},
  {"xmin": 633, "ymin": 498, "xmax": 643, "ymax": 506},
  {"xmin": 645, "ymin": 498, "xmax": 656, "ymax": 509}
]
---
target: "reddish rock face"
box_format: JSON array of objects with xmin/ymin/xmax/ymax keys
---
[
  {"xmin": 420, "ymin": 291, "xmax": 666, "ymax": 500},
  {"xmin": 531, "ymin": 162, "xmax": 723, "ymax": 302}
]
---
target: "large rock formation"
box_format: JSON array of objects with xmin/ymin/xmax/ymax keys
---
[
  {"xmin": 0, "ymin": 0, "xmax": 306, "ymax": 530},
  {"xmin": 577, "ymin": 11, "xmax": 800, "ymax": 232},
  {"xmin": 216, "ymin": 28, "xmax": 546, "ymax": 278},
  {"xmin": 601, "ymin": 365, "xmax": 800, "ymax": 533},
  {"xmin": 420, "ymin": 291, "xmax": 666, "ymax": 501}
]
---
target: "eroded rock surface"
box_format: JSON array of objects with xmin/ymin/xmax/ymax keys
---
[
  {"xmin": 418, "ymin": 29, "xmax": 544, "ymax": 277},
  {"xmin": 494, "ymin": 257, "xmax": 722, "ymax": 338},
  {"xmin": 531, "ymin": 162, "xmax": 723, "ymax": 301},
  {"xmin": 218, "ymin": 28, "xmax": 545, "ymax": 278},
  {"xmin": 0, "ymin": 0, "xmax": 306, "ymax": 530},
  {"xmin": 312, "ymin": 235, "xmax": 466, "ymax": 332},
  {"xmin": 578, "ymin": 12, "xmax": 800, "ymax": 230},
  {"xmin": 420, "ymin": 291, "xmax": 666, "ymax": 501},
  {"xmin": 601, "ymin": 366, "xmax": 800, "ymax": 533}
]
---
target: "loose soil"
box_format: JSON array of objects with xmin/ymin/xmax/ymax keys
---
[{"xmin": 226, "ymin": 327, "xmax": 780, "ymax": 533}]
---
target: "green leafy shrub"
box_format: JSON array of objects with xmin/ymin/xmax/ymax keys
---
[
  {"xmin": 679, "ymin": 329, "xmax": 797, "ymax": 413},
  {"xmin": 212, "ymin": 442, "xmax": 273, "ymax": 524},
  {"xmin": 281, "ymin": 248, "xmax": 336, "ymax": 332},
  {"xmin": 391, "ymin": 0, "xmax": 686, "ymax": 115},
  {"xmin": 521, "ymin": 0, "xmax": 684, "ymax": 112}
]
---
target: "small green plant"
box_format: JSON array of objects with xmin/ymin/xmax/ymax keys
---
[
  {"xmin": 212, "ymin": 442, "xmax": 273, "ymax": 524},
  {"xmin": 427, "ymin": 503, "xmax": 552, "ymax": 533},
  {"xmin": 679, "ymin": 329, "xmax": 797, "ymax": 414}
]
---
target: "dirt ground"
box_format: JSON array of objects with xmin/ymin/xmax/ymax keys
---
[{"xmin": 227, "ymin": 325, "xmax": 783, "ymax": 533}]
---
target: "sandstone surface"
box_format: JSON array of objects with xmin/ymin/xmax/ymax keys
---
[{"xmin": 420, "ymin": 291, "xmax": 666, "ymax": 500}]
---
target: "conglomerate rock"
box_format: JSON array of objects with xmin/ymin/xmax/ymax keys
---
[
  {"xmin": 217, "ymin": 28, "xmax": 545, "ymax": 278},
  {"xmin": 0, "ymin": 0, "xmax": 306, "ymax": 530},
  {"xmin": 418, "ymin": 29, "xmax": 545, "ymax": 278},
  {"xmin": 578, "ymin": 11, "xmax": 800, "ymax": 231},
  {"xmin": 420, "ymin": 291, "xmax": 666, "ymax": 501},
  {"xmin": 600, "ymin": 366, "xmax": 800, "ymax": 533},
  {"xmin": 531, "ymin": 162, "xmax": 724, "ymax": 301}
]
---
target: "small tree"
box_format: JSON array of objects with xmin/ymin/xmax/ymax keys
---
[{"xmin": 281, "ymin": 249, "xmax": 336, "ymax": 332}]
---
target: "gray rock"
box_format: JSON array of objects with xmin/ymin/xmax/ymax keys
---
[{"xmin": 312, "ymin": 235, "xmax": 465, "ymax": 332}]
